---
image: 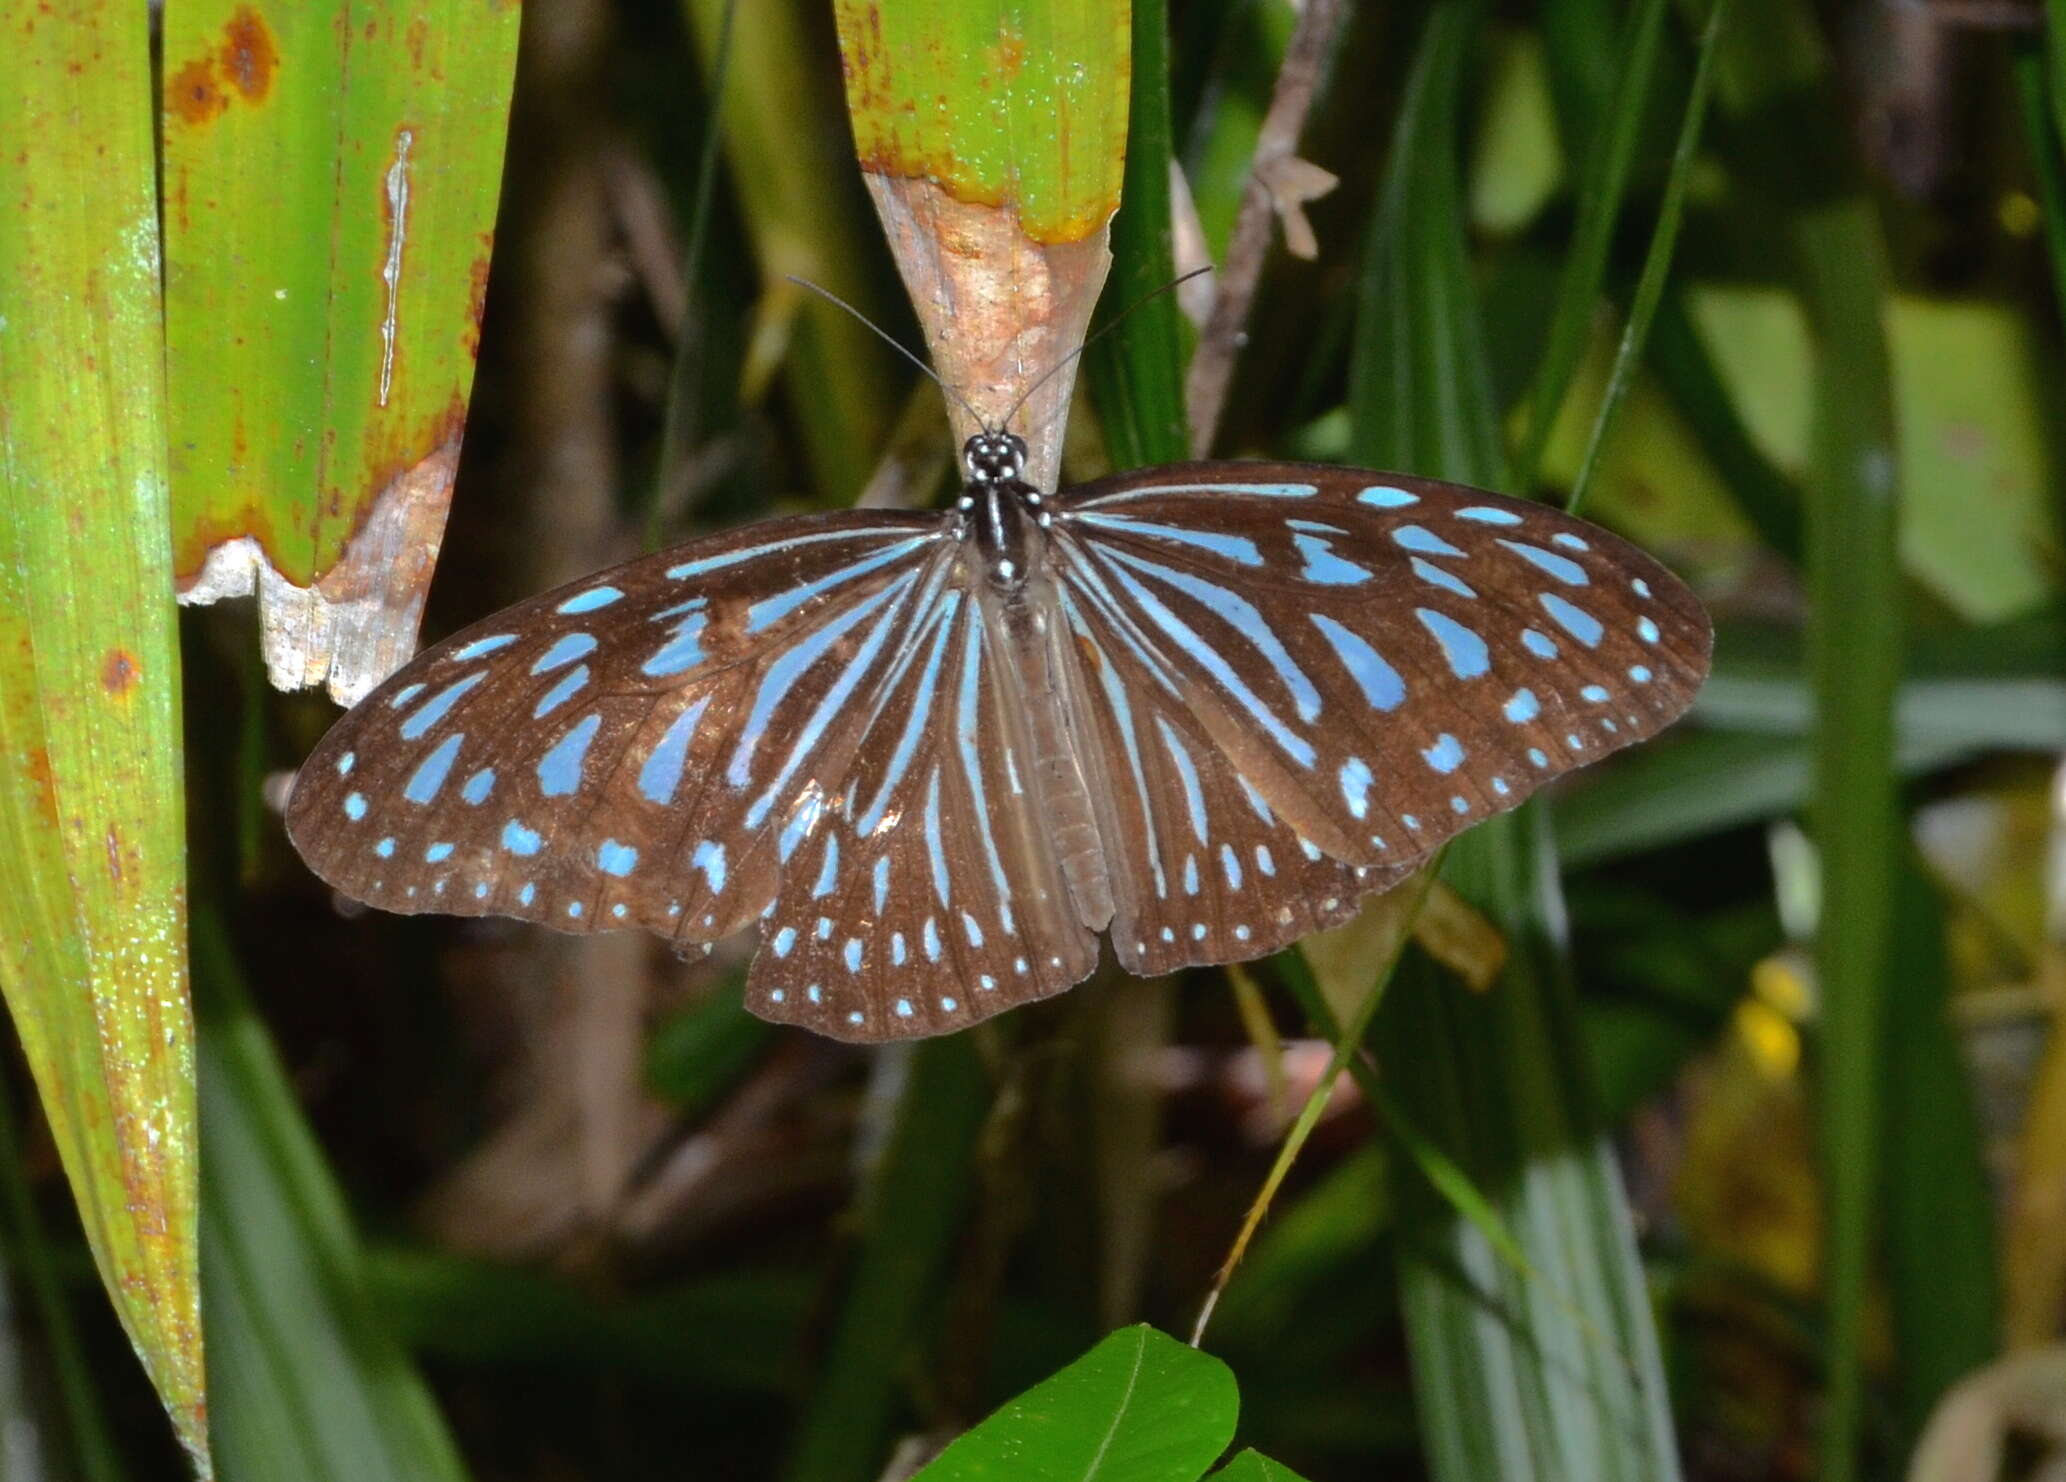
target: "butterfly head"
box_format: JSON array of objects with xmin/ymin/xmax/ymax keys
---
[{"xmin": 963, "ymin": 430, "xmax": 1028, "ymax": 488}]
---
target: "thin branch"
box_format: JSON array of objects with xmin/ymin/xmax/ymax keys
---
[{"xmin": 1183, "ymin": 0, "xmax": 1347, "ymax": 455}]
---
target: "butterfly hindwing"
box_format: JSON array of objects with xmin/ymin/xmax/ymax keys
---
[
  {"xmin": 747, "ymin": 582, "xmax": 1098, "ymax": 1041},
  {"xmin": 1050, "ymin": 462, "xmax": 1710, "ymax": 890},
  {"xmin": 285, "ymin": 511, "xmax": 949, "ymax": 946}
]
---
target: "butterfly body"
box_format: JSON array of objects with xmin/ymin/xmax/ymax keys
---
[{"xmin": 288, "ymin": 443, "xmax": 1710, "ymax": 1042}]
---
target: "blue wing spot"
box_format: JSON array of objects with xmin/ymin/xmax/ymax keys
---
[
  {"xmin": 1423, "ymin": 734, "xmax": 1466, "ymax": 773},
  {"xmin": 519, "ymin": 882, "xmax": 536, "ymax": 905},
  {"xmin": 891, "ymin": 932, "xmax": 907, "ymax": 965},
  {"xmin": 693, "ymin": 840, "xmax": 727, "ymax": 895},
  {"xmin": 844, "ymin": 939, "xmax": 863, "ymax": 973},
  {"xmin": 343, "ymin": 792, "xmax": 367, "ymax": 821},
  {"xmin": 847, "ymin": 1010, "xmax": 864, "ymax": 1026},
  {"xmin": 769, "ymin": 988, "xmax": 785, "ymax": 1004},
  {"xmin": 611, "ymin": 903, "xmax": 627, "ymax": 919},
  {"xmin": 475, "ymin": 882, "xmax": 490, "ymax": 899},
  {"xmin": 1340, "ymin": 756, "xmax": 1374, "ymax": 819},
  {"xmin": 404, "ymin": 732, "xmax": 465, "ymax": 804},
  {"xmin": 1016, "ymin": 955, "xmax": 1031, "ymax": 972},
  {"xmin": 817, "ymin": 917, "xmax": 834, "ymax": 940},
  {"xmin": 537, "ymin": 713, "xmax": 603, "ymax": 796},
  {"xmin": 1292, "ymin": 534, "xmax": 1374, "ymax": 584},
  {"xmin": 531, "ymin": 632, "xmax": 597, "ymax": 674},
  {"xmin": 596, "ymin": 839, "xmax": 638, "ymax": 876},
  {"xmin": 1552, "ymin": 532, "xmax": 1590, "ymax": 551},
  {"xmin": 375, "ymin": 837, "xmax": 396, "ymax": 858},
  {"xmin": 1234, "ymin": 925, "xmax": 1251, "ymax": 942},
  {"xmin": 1633, "ymin": 577, "xmax": 1652, "ymax": 597},
  {"xmin": 1255, "ymin": 844, "xmax": 1276, "ymax": 876},
  {"xmin": 1629, "ymin": 665, "xmax": 1653, "ymax": 684},
  {"xmin": 1455, "ymin": 506, "xmax": 1523, "ymax": 525},
  {"xmin": 1504, "ymin": 688, "xmax": 1540, "ymax": 723},
  {"xmin": 1411, "ymin": 557, "xmax": 1478, "ymax": 600},
  {"xmin": 462, "ymin": 769, "xmax": 496, "ymax": 805},
  {"xmin": 567, "ymin": 901, "xmax": 584, "ymax": 918},
  {"xmin": 924, "ymin": 918, "xmax": 943, "ymax": 960},
  {"xmin": 1074, "ymin": 513, "xmax": 1265, "ymax": 565},
  {"xmin": 745, "ymin": 535, "xmax": 937, "ymax": 630},
  {"xmin": 388, "ymin": 683, "xmax": 425, "ymax": 710},
  {"xmin": 450, "ymin": 633, "xmax": 518, "ymax": 662},
  {"xmin": 1521, "ymin": 628, "xmax": 1559, "ymax": 660},
  {"xmin": 424, "ymin": 842, "xmax": 454, "ymax": 863},
  {"xmin": 872, "ymin": 855, "xmax": 891, "ymax": 913},
  {"xmin": 643, "ymin": 610, "xmax": 710, "ymax": 677},
  {"xmin": 640, "ymin": 696, "xmax": 711, "ymax": 805},
  {"xmin": 1391, "ymin": 525, "xmax": 1466, "ymax": 557},
  {"xmin": 772, "ymin": 926, "xmax": 796, "ymax": 958},
  {"xmin": 533, "ymin": 665, "xmax": 590, "ymax": 718},
  {"xmin": 1581, "ymin": 684, "xmax": 1610, "ymax": 703},
  {"xmin": 1451, "ymin": 796, "xmax": 1470, "ymax": 815},
  {"xmin": 1566, "ymin": 733, "xmax": 1585, "ymax": 749},
  {"xmin": 399, "ymin": 672, "xmax": 487, "ymax": 740},
  {"xmin": 1221, "ymin": 843, "xmax": 1243, "ymax": 889},
  {"xmin": 807, "ymin": 984, "xmax": 823, "ymax": 1004},
  {"xmin": 1356, "ymin": 485, "xmax": 1419, "ymax": 507},
  {"xmin": 943, "ymin": 995, "xmax": 961, "ymax": 1010},
  {"xmin": 337, "ymin": 751, "xmax": 356, "ymax": 776},
  {"xmin": 1602, "ymin": 718, "xmax": 1620, "ymax": 733},
  {"xmin": 1308, "ymin": 614, "xmax": 1404, "ymax": 712},
  {"xmin": 1499, "ymin": 539, "xmax": 1589, "ymax": 586},
  {"xmin": 1415, "ymin": 609, "xmax": 1490, "ymax": 678},
  {"xmin": 895, "ymin": 999, "xmax": 913, "ymax": 1018},
  {"xmin": 1540, "ymin": 594, "xmax": 1605, "ymax": 647},
  {"xmin": 812, "ymin": 835, "xmax": 840, "ymax": 898},
  {"xmin": 502, "ymin": 820, "xmax": 542, "ymax": 856},
  {"xmin": 1528, "ymin": 748, "xmax": 1550, "ymax": 767},
  {"xmin": 962, "ymin": 911, "xmax": 985, "ymax": 947},
  {"xmin": 1182, "ymin": 854, "xmax": 1201, "ymax": 895},
  {"xmin": 1492, "ymin": 776, "xmax": 1510, "ymax": 796},
  {"xmin": 1192, "ymin": 923, "xmax": 1208, "ymax": 941},
  {"xmin": 1404, "ymin": 814, "xmax": 1422, "ymax": 830},
  {"xmin": 1637, "ymin": 616, "xmax": 1661, "ymax": 643},
  {"xmin": 557, "ymin": 586, "xmax": 623, "ymax": 614}
]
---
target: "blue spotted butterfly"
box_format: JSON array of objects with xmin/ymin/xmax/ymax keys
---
[{"xmin": 287, "ymin": 430, "xmax": 1709, "ymax": 1041}]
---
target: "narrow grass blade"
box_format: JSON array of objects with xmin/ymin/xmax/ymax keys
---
[
  {"xmin": 163, "ymin": 0, "xmax": 520, "ymax": 704},
  {"xmin": 0, "ymin": 9, "xmax": 205, "ymax": 1469},
  {"xmin": 1347, "ymin": 6, "xmax": 1682, "ymax": 1477},
  {"xmin": 1569, "ymin": 0, "xmax": 1729, "ymax": 515},
  {"xmin": 2015, "ymin": 37, "xmax": 2066, "ymax": 321},
  {"xmin": 1086, "ymin": 0, "xmax": 1189, "ymax": 469},
  {"xmin": 1706, "ymin": 7, "xmax": 1903, "ymax": 1474},
  {"xmin": 192, "ymin": 915, "xmax": 472, "ymax": 1482},
  {"xmin": 781, "ymin": 1040, "xmax": 990, "ymax": 1482},
  {"xmin": 1513, "ymin": 0, "xmax": 1669, "ymax": 489}
]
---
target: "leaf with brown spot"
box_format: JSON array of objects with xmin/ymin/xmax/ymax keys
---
[
  {"xmin": 0, "ymin": 3, "xmax": 208, "ymax": 1472},
  {"xmin": 163, "ymin": 0, "xmax": 520, "ymax": 704}
]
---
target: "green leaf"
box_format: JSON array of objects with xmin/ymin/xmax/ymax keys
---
[
  {"xmin": 1209, "ymin": 1450, "xmax": 1313, "ymax": 1482},
  {"xmin": 0, "ymin": 7, "xmax": 205, "ymax": 1470},
  {"xmin": 914, "ymin": 1325, "xmax": 1238, "ymax": 1482},
  {"xmin": 194, "ymin": 914, "xmax": 472, "ymax": 1482},
  {"xmin": 163, "ymin": 0, "xmax": 520, "ymax": 703}
]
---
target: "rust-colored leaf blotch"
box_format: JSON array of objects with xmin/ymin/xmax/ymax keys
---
[
  {"xmin": 166, "ymin": 6, "xmax": 276, "ymax": 127},
  {"xmin": 101, "ymin": 647, "xmax": 139, "ymax": 696}
]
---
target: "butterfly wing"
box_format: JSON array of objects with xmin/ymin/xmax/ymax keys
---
[
  {"xmin": 1048, "ymin": 461, "xmax": 1709, "ymax": 963},
  {"xmin": 745, "ymin": 586, "xmax": 1099, "ymax": 1041},
  {"xmin": 286, "ymin": 511, "xmax": 952, "ymax": 947}
]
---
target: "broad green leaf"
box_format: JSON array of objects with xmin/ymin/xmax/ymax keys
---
[
  {"xmin": 1209, "ymin": 1450, "xmax": 1313, "ymax": 1482},
  {"xmin": 834, "ymin": 0, "xmax": 1127, "ymax": 243},
  {"xmin": 163, "ymin": 0, "xmax": 520, "ymax": 704},
  {"xmin": 0, "ymin": 6, "xmax": 205, "ymax": 1470},
  {"xmin": 194, "ymin": 916, "xmax": 471, "ymax": 1482},
  {"xmin": 914, "ymin": 1325, "xmax": 1238, "ymax": 1482}
]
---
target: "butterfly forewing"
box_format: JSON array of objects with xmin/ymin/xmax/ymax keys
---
[
  {"xmin": 1049, "ymin": 462, "xmax": 1710, "ymax": 937},
  {"xmin": 747, "ymin": 580, "xmax": 1099, "ymax": 1040},
  {"xmin": 286, "ymin": 511, "xmax": 949, "ymax": 943}
]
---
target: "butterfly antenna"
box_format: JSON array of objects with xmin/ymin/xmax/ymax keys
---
[
  {"xmin": 997, "ymin": 265, "xmax": 1215, "ymax": 432},
  {"xmin": 783, "ymin": 275, "xmax": 989, "ymax": 432}
]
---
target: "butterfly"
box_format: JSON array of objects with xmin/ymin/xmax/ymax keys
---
[{"xmin": 286, "ymin": 428, "xmax": 1710, "ymax": 1042}]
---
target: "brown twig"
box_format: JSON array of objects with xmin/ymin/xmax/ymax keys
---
[{"xmin": 1183, "ymin": 0, "xmax": 1347, "ymax": 456}]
